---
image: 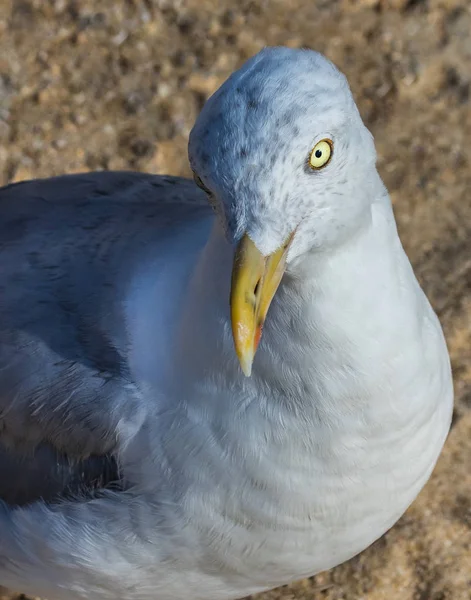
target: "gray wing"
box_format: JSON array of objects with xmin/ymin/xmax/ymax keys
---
[{"xmin": 0, "ymin": 171, "xmax": 210, "ymax": 505}]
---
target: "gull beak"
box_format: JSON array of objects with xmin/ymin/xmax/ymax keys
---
[{"xmin": 230, "ymin": 232, "xmax": 294, "ymax": 377}]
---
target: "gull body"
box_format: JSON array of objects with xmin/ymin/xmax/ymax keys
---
[{"xmin": 0, "ymin": 48, "xmax": 452, "ymax": 600}]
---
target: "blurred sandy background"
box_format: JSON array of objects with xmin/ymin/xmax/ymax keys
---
[{"xmin": 0, "ymin": 0, "xmax": 470, "ymax": 599}]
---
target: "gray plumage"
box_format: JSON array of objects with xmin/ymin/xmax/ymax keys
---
[{"xmin": 0, "ymin": 172, "xmax": 209, "ymax": 505}]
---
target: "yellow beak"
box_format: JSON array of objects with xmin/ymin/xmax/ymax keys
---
[{"xmin": 230, "ymin": 232, "xmax": 294, "ymax": 377}]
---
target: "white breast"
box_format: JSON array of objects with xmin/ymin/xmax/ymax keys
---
[{"xmin": 119, "ymin": 204, "xmax": 453, "ymax": 600}]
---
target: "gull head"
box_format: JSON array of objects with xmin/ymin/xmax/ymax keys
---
[{"xmin": 188, "ymin": 46, "xmax": 378, "ymax": 376}]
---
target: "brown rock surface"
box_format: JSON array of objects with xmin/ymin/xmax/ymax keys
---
[{"xmin": 0, "ymin": 0, "xmax": 470, "ymax": 598}]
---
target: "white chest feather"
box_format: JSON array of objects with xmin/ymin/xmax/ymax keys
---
[{"xmin": 120, "ymin": 207, "xmax": 453, "ymax": 599}]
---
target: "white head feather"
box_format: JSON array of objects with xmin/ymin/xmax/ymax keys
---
[{"xmin": 189, "ymin": 47, "xmax": 381, "ymax": 265}]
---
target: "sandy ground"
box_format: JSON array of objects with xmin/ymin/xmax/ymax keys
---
[{"xmin": 0, "ymin": 0, "xmax": 470, "ymax": 598}]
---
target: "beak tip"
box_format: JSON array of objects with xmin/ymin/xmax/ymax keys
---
[{"xmin": 238, "ymin": 352, "xmax": 254, "ymax": 377}]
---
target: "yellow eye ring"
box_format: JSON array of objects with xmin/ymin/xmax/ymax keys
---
[{"xmin": 309, "ymin": 139, "xmax": 333, "ymax": 170}]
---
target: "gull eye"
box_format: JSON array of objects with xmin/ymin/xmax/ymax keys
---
[
  {"xmin": 193, "ymin": 172, "xmax": 219, "ymax": 214},
  {"xmin": 309, "ymin": 139, "xmax": 333, "ymax": 170},
  {"xmin": 193, "ymin": 173, "xmax": 211, "ymax": 194}
]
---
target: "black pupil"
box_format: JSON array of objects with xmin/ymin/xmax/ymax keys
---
[{"xmin": 315, "ymin": 149, "xmax": 322, "ymax": 158}]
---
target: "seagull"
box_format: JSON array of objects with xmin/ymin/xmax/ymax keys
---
[{"xmin": 0, "ymin": 47, "xmax": 453, "ymax": 600}]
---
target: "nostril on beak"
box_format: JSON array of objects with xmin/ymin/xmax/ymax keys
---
[{"xmin": 254, "ymin": 278, "xmax": 261, "ymax": 297}]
